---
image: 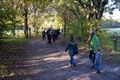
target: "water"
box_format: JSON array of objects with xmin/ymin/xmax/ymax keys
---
[
  {"xmin": 104, "ymin": 28, "xmax": 120, "ymax": 48},
  {"xmin": 105, "ymin": 28, "xmax": 120, "ymax": 35}
]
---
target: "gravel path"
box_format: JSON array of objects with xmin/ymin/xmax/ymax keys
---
[{"xmin": 2, "ymin": 38, "xmax": 120, "ymax": 80}]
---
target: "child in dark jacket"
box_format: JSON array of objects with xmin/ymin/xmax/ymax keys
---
[{"xmin": 65, "ymin": 35, "xmax": 78, "ymax": 68}]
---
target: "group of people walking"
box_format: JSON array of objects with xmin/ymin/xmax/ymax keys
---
[
  {"xmin": 42, "ymin": 29, "xmax": 60, "ymax": 44},
  {"xmin": 89, "ymin": 32, "xmax": 102, "ymax": 74},
  {"xmin": 65, "ymin": 31, "xmax": 102, "ymax": 74},
  {"xmin": 42, "ymin": 29, "xmax": 102, "ymax": 74}
]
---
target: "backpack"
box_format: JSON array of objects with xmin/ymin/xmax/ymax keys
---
[{"xmin": 74, "ymin": 45, "xmax": 79, "ymax": 55}]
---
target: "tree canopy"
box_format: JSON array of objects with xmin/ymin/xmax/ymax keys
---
[{"xmin": 0, "ymin": 0, "xmax": 119, "ymax": 39}]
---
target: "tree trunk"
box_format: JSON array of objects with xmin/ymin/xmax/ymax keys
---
[
  {"xmin": 12, "ymin": 25, "xmax": 16, "ymax": 36},
  {"xmin": 0, "ymin": 33, "xmax": 3, "ymax": 39},
  {"xmin": 36, "ymin": 27, "xmax": 39, "ymax": 36},
  {"xmin": 24, "ymin": 8, "xmax": 29, "ymax": 39},
  {"xmin": 0, "ymin": 21, "xmax": 5, "ymax": 39},
  {"xmin": 63, "ymin": 5, "xmax": 67, "ymax": 37},
  {"xmin": 28, "ymin": 27, "xmax": 31, "ymax": 38},
  {"xmin": 63, "ymin": 16, "xmax": 67, "ymax": 37}
]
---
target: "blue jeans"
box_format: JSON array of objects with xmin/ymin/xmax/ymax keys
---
[
  {"xmin": 69, "ymin": 53, "xmax": 75, "ymax": 65},
  {"xmin": 94, "ymin": 62, "xmax": 101, "ymax": 71}
]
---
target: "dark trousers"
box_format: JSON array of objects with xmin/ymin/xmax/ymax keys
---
[
  {"xmin": 89, "ymin": 50, "xmax": 96, "ymax": 64},
  {"xmin": 69, "ymin": 53, "xmax": 75, "ymax": 66},
  {"xmin": 52, "ymin": 36, "xmax": 56, "ymax": 43},
  {"xmin": 47, "ymin": 35, "xmax": 52, "ymax": 44},
  {"xmin": 42, "ymin": 35, "xmax": 46, "ymax": 40}
]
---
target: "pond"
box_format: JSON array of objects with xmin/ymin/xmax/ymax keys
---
[
  {"xmin": 104, "ymin": 28, "xmax": 120, "ymax": 50},
  {"xmin": 105, "ymin": 28, "xmax": 120, "ymax": 35}
]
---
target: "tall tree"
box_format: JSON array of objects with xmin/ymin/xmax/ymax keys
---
[{"xmin": 0, "ymin": 0, "xmax": 18, "ymax": 38}]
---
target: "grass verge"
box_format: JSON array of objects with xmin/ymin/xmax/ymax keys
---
[
  {"xmin": 103, "ymin": 52, "xmax": 120, "ymax": 64},
  {"xmin": 0, "ymin": 38, "xmax": 28, "ymax": 45}
]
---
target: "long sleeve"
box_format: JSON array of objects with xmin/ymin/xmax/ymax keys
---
[
  {"xmin": 91, "ymin": 35, "xmax": 100, "ymax": 52},
  {"xmin": 65, "ymin": 43, "xmax": 70, "ymax": 51}
]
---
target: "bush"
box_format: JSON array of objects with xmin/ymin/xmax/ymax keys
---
[
  {"xmin": 66, "ymin": 19, "xmax": 113, "ymax": 51},
  {"xmin": 97, "ymin": 29, "xmax": 114, "ymax": 52},
  {"xmin": 66, "ymin": 19, "xmax": 88, "ymax": 42}
]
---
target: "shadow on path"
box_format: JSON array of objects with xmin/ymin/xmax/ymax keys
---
[{"xmin": 1, "ymin": 38, "xmax": 120, "ymax": 80}]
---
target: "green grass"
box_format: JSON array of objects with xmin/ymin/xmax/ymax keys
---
[
  {"xmin": 116, "ymin": 40, "xmax": 120, "ymax": 52},
  {"xmin": 103, "ymin": 52, "xmax": 120, "ymax": 64},
  {"xmin": 0, "ymin": 38, "xmax": 28, "ymax": 45}
]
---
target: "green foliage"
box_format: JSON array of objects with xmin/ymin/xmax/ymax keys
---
[
  {"xmin": 0, "ymin": 0, "xmax": 53, "ymax": 38},
  {"xmin": 105, "ymin": 0, "xmax": 120, "ymax": 14},
  {"xmin": 103, "ymin": 53, "xmax": 120, "ymax": 64},
  {"xmin": 0, "ymin": 0, "xmax": 20, "ymax": 38},
  {"xmin": 66, "ymin": 19, "xmax": 88, "ymax": 41},
  {"xmin": 0, "ymin": 38, "xmax": 28, "ymax": 45},
  {"xmin": 97, "ymin": 29, "xmax": 114, "ymax": 51}
]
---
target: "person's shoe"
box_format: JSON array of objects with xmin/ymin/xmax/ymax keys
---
[
  {"xmin": 73, "ymin": 64, "xmax": 77, "ymax": 67},
  {"xmin": 91, "ymin": 66, "xmax": 94, "ymax": 68},
  {"xmin": 71, "ymin": 64, "xmax": 74, "ymax": 68},
  {"xmin": 71, "ymin": 64, "xmax": 76, "ymax": 68},
  {"xmin": 97, "ymin": 71, "xmax": 101, "ymax": 74},
  {"xmin": 70, "ymin": 64, "xmax": 77, "ymax": 70}
]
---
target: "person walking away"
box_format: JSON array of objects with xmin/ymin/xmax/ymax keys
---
[
  {"xmin": 89, "ymin": 32, "xmax": 95, "ymax": 63},
  {"xmin": 90, "ymin": 32, "xmax": 100, "ymax": 68},
  {"xmin": 42, "ymin": 30, "xmax": 46, "ymax": 40},
  {"xmin": 65, "ymin": 35, "xmax": 78, "ymax": 68},
  {"xmin": 55, "ymin": 29, "xmax": 60, "ymax": 39},
  {"xmin": 94, "ymin": 49, "xmax": 102, "ymax": 74},
  {"xmin": 52, "ymin": 30, "xmax": 56, "ymax": 43},
  {"xmin": 46, "ymin": 29, "xmax": 52, "ymax": 44}
]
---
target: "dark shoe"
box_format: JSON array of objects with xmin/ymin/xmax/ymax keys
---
[
  {"xmin": 91, "ymin": 66, "xmax": 94, "ymax": 68},
  {"xmin": 73, "ymin": 64, "xmax": 76, "ymax": 67},
  {"xmin": 70, "ymin": 64, "xmax": 77, "ymax": 70},
  {"xmin": 97, "ymin": 71, "xmax": 101, "ymax": 74},
  {"xmin": 71, "ymin": 64, "xmax": 76, "ymax": 68}
]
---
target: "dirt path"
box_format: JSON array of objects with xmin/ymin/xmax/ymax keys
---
[{"xmin": 2, "ymin": 38, "xmax": 120, "ymax": 80}]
